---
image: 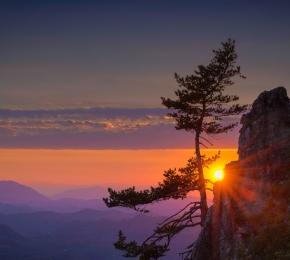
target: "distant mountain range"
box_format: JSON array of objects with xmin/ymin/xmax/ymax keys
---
[
  {"xmin": 0, "ymin": 180, "xmax": 107, "ymax": 213},
  {"xmin": 0, "ymin": 180, "xmax": 198, "ymax": 215},
  {"xmin": 0, "ymin": 181, "xmax": 48, "ymax": 205},
  {"xmin": 0, "ymin": 180, "xmax": 199, "ymax": 259},
  {"xmin": 0, "ymin": 209, "xmax": 198, "ymax": 259}
]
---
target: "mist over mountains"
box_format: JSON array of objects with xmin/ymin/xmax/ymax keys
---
[
  {"xmin": 52, "ymin": 185, "xmax": 107, "ymax": 200},
  {"xmin": 0, "ymin": 181, "xmax": 107, "ymax": 213},
  {"xmin": 0, "ymin": 180, "xmax": 199, "ymax": 259}
]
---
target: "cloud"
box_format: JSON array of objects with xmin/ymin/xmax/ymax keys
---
[
  {"xmin": 0, "ymin": 108, "xmax": 174, "ymax": 136},
  {"xmin": 0, "ymin": 107, "xmax": 240, "ymax": 149}
]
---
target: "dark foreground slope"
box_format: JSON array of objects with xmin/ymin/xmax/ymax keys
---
[
  {"xmin": 192, "ymin": 87, "xmax": 290, "ymax": 260},
  {"xmin": 0, "ymin": 210, "xmax": 159, "ymax": 260},
  {"xmin": 0, "ymin": 209, "xmax": 198, "ymax": 260}
]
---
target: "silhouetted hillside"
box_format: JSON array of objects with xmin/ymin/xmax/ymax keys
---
[
  {"xmin": 0, "ymin": 224, "xmax": 26, "ymax": 260},
  {"xmin": 0, "ymin": 181, "xmax": 106, "ymax": 212},
  {"xmin": 0, "ymin": 203, "xmax": 34, "ymax": 214},
  {"xmin": 0, "ymin": 181, "xmax": 48, "ymax": 205}
]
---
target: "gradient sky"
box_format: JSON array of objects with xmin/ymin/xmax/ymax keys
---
[
  {"xmin": 1, "ymin": 0, "xmax": 290, "ymax": 108},
  {"xmin": 0, "ymin": 148, "xmax": 237, "ymax": 194},
  {"xmin": 1, "ymin": 1, "xmax": 289, "ymax": 191},
  {"xmin": 1, "ymin": 0, "xmax": 290, "ymax": 148}
]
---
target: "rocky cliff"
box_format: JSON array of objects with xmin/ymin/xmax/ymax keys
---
[{"xmin": 191, "ymin": 87, "xmax": 290, "ymax": 260}]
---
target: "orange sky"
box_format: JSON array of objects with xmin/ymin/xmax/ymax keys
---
[{"xmin": 0, "ymin": 149, "xmax": 237, "ymax": 194}]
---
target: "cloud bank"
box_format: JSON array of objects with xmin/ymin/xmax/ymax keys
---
[
  {"xmin": 0, "ymin": 108, "xmax": 173, "ymax": 135},
  {"xmin": 0, "ymin": 108, "xmax": 239, "ymax": 149}
]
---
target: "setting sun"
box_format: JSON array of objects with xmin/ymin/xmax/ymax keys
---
[{"xmin": 213, "ymin": 169, "xmax": 224, "ymax": 182}]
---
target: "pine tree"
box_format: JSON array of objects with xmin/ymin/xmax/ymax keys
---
[
  {"xmin": 103, "ymin": 39, "xmax": 246, "ymax": 259},
  {"xmin": 161, "ymin": 38, "xmax": 246, "ymax": 224}
]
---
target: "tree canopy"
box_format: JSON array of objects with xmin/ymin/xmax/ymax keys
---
[{"xmin": 103, "ymin": 38, "xmax": 246, "ymax": 259}]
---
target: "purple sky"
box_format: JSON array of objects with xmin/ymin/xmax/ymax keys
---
[{"xmin": 0, "ymin": 0, "xmax": 289, "ymax": 148}]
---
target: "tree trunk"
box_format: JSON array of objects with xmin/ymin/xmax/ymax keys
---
[{"xmin": 195, "ymin": 132, "xmax": 208, "ymax": 225}]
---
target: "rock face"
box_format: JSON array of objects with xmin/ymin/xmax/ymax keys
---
[
  {"xmin": 239, "ymin": 86, "xmax": 290, "ymax": 161},
  {"xmin": 191, "ymin": 87, "xmax": 290, "ymax": 260}
]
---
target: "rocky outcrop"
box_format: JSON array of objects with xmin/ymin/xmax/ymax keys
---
[{"xmin": 192, "ymin": 87, "xmax": 290, "ymax": 260}]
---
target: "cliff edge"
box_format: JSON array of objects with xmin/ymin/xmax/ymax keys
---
[{"xmin": 191, "ymin": 87, "xmax": 290, "ymax": 260}]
